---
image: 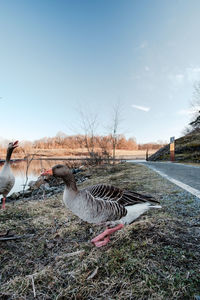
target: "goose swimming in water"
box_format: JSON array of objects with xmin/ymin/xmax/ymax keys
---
[
  {"xmin": 42, "ymin": 164, "xmax": 161, "ymax": 247},
  {"xmin": 0, "ymin": 141, "xmax": 19, "ymax": 209}
]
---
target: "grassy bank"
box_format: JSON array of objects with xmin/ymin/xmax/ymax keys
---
[
  {"xmin": 0, "ymin": 163, "xmax": 200, "ymax": 299},
  {"xmin": 149, "ymin": 129, "xmax": 200, "ymax": 163}
]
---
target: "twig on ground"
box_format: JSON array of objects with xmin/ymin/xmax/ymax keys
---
[
  {"xmin": 0, "ymin": 234, "xmax": 34, "ymax": 241},
  {"xmin": 87, "ymin": 266, "xmax": 99, "ymax": 280},
  {"xmin": 0, "ymin": 229, "xmax": 12, "ymax": 237},
  {"xmin": 55, "ymin": 250, "xmax": 85, "ymax": 260},
  {"xmin": 30, "ymin": 275, "xmax": 36, "ymax": 298}
]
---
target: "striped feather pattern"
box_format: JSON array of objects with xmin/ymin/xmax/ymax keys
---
[
  {"xmin": 82, "ymin": 189, "xmax": 127, "ymax": 221},
  {"xmin": 85, "ymin": 184, "xmax": 159, "ymax": 207}
]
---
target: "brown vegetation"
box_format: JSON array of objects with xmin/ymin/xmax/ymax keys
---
[
  {"xmin": 33, "ymin": 134, "xmax": 138, "ymax": 151},
  {"xmin": 0, "ymin": 134, "xmax": 166, "ymax": 160}
]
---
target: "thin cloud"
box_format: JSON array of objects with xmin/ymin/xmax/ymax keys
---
[
  {"xmin": 129, "ymin": 74, "xmax": 141, "ymax": 80},
  {"xmin": 135, "ymin": 41, "xmax": 148, "ymax": 50},
  {"xmin": 177, "ymin": 106, "xmax": 200, "ymax": 115},
  {"xmin": 175, "ymin": 74, "xmax": 184, "ymax": 83},
  {"xmin": 169, "ymin": 66, "xmax": 200, "ymax": 86},
  {"xmin": 132, "ymin": 104, "xmax": 150, "ymax": 112},
  {"xmin": 186, "ymin": 67, "xmax": 200, "ymax": 82},
  {"xmin": 139, "ymin": 41, "xmax": 148, "ymax": 49},
  {"xmin": 168, "ymin": 73, "xmax": 184, "ymax": 85}
]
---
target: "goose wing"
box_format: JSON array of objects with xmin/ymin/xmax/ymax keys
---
[
  {"xmin": 79, "ymin": 188, "xmax": 127, "ymax": 222},
  {"xmin": 84, "ymin": 184, "xmax": 123, "ymax": 201},
  {"xmin": 0, "ymin": 174, "xmax": 15, "ymax": 196},
  {"xmin": 84, "ymin": 184, "xmax": 159, "ymax": 207}
]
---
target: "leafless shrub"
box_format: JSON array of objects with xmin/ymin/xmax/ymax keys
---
[
  {"xmin": 20, "ymin": 149, "xmax": 40, "ymax": 198},
  {"xmin": 188, "ymin": 81, "xmax": 200, "ymax": 131}
]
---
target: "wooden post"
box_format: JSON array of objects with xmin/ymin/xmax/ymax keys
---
[{"xmin": 170, "ymin": 137, "xmax": 175, "ymax": 162}]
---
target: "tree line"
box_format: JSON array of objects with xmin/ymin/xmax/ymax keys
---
[
  {"xmin": 0, "ymin": 134, "xmax": 166, "ymax": 153},
  {"xmin": 15, "ymin": 134, "xmax": 165, "ymax": 151}
]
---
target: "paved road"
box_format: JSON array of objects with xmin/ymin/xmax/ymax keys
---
[{"xmin": 130, "ymin": 161, "xmax": 200, "ymax": 197}]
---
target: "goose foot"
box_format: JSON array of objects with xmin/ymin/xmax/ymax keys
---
[
  {"xmin": 1, "ymin": 197, "xmax": 6, "ymax": 209},
  {"xmin": 91, "ymin": 224, "xmax": 124, "ymax": 247},
  {"xmin": 93, "ymin": 236, "xmax": 110, "ymax": 247}
]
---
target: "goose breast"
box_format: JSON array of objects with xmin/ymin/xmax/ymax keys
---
[{"xmin": 0, "ymin": 173, "xmax": 15, "ymax": 197}]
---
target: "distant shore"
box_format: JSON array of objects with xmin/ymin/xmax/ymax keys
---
[{"xmin": 0, "ymin": 148, "xmax": 156, "ymax": 161}]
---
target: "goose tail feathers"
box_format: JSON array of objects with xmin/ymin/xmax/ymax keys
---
[{"xmin": 121, "ymin": 190, "xmax": 160, "ymax": 206}]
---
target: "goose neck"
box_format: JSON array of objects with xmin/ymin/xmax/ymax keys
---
[
  {"xmin": 63, "ymin": 176, "xmax": 78, "ymax": 192},
  {"xmin": 6, "ymin": 148, "xmax": 14, "ymax": 163}
]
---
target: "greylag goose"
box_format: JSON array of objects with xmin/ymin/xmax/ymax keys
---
[
  {"xmin": 0, "ymin": 141, "xmax": 19, "ymax": 209},
  {"xmin": 42, "ymin": 164, "xmax": 161, "ymax": 247}
]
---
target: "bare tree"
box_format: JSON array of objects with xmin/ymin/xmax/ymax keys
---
[
  {"xmin": 192, "ymin": 81, "xmax": 200, "ymax": 106},
  {"xmin": 182, "ymin": 125, "xmax": 193, "ymax": 136},
  {"xmin": 97, "ymin": 135, "xmax": 112, "ymax": 163},
  {"xmin": 80, "ymin": 111, "xmax": 98, "ymax": 154},
  {"xmin": 78, "ymin": 110, "xmax": 103, "ymax": 164},
  {"xmin": 189, "ymin": 81, "xmax": 200, "ymax": 131},
  {"xmin": 189, "ymin": 111, "xmax": 200, "ymax": 130},
  {"xmin": 55, "ymin": 131, "xmax": 67, "ymax": 148},
  {"xmin": 110, "ymin": 103, "xmax": 122, "ymax": 162}
]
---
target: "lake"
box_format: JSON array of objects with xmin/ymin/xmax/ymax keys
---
[{"xmin": 0, "ymin": 159, "xmax": 70, "ymax": 195}]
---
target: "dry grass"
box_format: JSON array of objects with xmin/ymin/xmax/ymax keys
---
[
  {"xmin": 0, "ymin": 163, "xmax": 200, "ymax": 299},
  {"xmin": 0, "ymin": 148, "xmax": 156, "ymax": 160}
]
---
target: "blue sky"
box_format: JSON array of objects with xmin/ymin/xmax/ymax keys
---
[{"xmin": 1, "ymin": 0, "xmax": 200, "ymax": 143}]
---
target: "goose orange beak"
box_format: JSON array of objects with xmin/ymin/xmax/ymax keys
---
[
  {"xmin": 41, "ymin": 169, "xmax": 53, "ymax": 176},
  {"xmin": 13, "ymin": 140, "xmax": 19, "ymax": 148}
]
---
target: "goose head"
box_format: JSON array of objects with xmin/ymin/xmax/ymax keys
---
[
  {"xmin": 8, "ymin": 140, "xmax": 19, "ymax": 150},
  {"xmin": 42, "ymin": 164, "xmax": 69, "ymax": 177},
  {"xmin": 41, "ymin": 164, "xmax": 77, "ymax": 190},
  {"xmin": 5, "ymin": 140, "xmax": 19, "ymax": 163}
]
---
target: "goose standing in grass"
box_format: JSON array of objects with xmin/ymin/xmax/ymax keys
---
[
  {"xmin": 42, "ymin": 164, "xmax": 161, "ymax": 247},
  {"xmin": 0, "ymin": 141, "xmax": 19, "ymax": 209}
]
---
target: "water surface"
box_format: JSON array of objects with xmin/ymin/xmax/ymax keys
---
[{"xmin": 0, "ymin": 159, "xmax": 68, "ymax": 195}]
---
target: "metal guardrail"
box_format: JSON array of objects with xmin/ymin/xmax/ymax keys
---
[
  {"xmin": 33, "ymin": 157, "xmax": 127, "ymax": 162},
  {"xmin": 0, "ymin": 157, "xmax": 146, "ymax": 163}
]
